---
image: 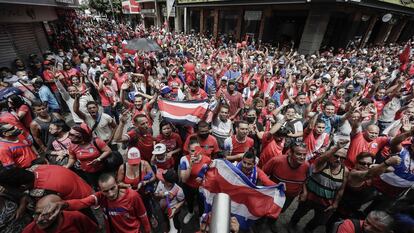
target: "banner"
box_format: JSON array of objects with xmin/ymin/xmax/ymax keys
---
[
  {"xmin": 166, "ymin": 0, "xmax": 175, "ymax": 18},
  {"xmin": 122, "ymin": 0, "xmax": 140, "ymax": 14},
  {"xmin": 158, "ymin": 98, "xmax": 209, "ymax": 126}
]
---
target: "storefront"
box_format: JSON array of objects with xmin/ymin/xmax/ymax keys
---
[
  {"xmin": 0, "ymin": 0, "xmax": 79, "ymax": 67},
  {"xmin": 177, "ymin": 0, "xmax": 414, "ymax": 54}
]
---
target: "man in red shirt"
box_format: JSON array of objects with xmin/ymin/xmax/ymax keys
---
[
  {"xmin": 41, "ymin": 173, "xmax": 151, "ymax": 233},
  {"xmin": 114, "ymin": 113, "xmax": 155, "ymax": 162},
  {"xmin": 224, "ymin": 121, "xmax": 254, "ymax": 161},
  {"xmin": 0, "ymin": 123, "xmax": 37, "ymax": 168},
  {"xmin": 223, "ymin": 79, "xmax": 244, "ymax": 120},
  {"xmin": 0, "ymin": 165, "xmax": 93, "ymax": 200},
  {"xmin": 336, "ymin": 210, "xmax": 394, "ymax": 233},
  {"xmin": 346, "ymin": 117, "xmax": 390, "ymax": 168},
  {"xmin": 236, "ymin": 152, "xmax": 275, "ymax": 186},
  {"xmin": 186, "ymin": 80, "xmax": 208, "ymax": 100},
  {"xmin": 183, "ymin": 121, "xmax": 219, "ymax": 158},
  {"xmin": 22, "ymin": 194, "xmax": 97, "ymax": 233},
  {"xmin": 257, "ymin": 122, "xmax": 285, "ymax": 168},
  {"xmin": 303, "ymin": 118, "xmax": 330, "ymax": 161},
  {"xmin": 263, "ymin": 143, "xmax": 309, "ymax": 211}
]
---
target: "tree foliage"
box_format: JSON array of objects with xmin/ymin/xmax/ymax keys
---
[{"xmin": 89, "ymin": 0, "xmax": 122, "ymax": 14}]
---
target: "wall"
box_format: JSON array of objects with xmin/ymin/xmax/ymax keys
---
[{"xmin": 0, "ymin": 4, "xmax": 58, "ymax": 23}]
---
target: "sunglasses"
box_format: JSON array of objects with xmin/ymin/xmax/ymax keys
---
[{"xmin": 358, "ymin": 161, "xmax": 372, "ymax": 167}]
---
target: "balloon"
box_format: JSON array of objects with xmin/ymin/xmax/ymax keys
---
[
  {"xmin": 184, "ymin": 63, "xmax": 195, "ymax": 72},
  {"xmin": 242, "ymin": 41, "xmax": 247, "ymax": 47},
  {"xmin": 236, "ymin": 43, "xmax": 241, "ymax": 48}
]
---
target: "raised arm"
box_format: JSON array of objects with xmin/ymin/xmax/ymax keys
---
[
  {"xmin": 313, "ymin": 140, "xmax": 348, "ymax": 173},
  {"xmin": 113, "ymin": 111, "xmax": 130, "ymax": 143},
  {"xmin": 73, "ymin": 93, "xmax": 87, "ymax": 121}
]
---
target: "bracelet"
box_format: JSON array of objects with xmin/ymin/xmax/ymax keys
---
[{"xmin": 383, "ymin": 160, "xmax": 391, "ymax": 166}]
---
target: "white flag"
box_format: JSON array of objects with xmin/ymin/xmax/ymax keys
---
[{"xmin": 167, "ymin": 0, "xmax": 175, "ymax": 18}]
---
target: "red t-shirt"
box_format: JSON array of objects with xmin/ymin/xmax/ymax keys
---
[
  {"xmin": 224, "ymin": 91, "xmax": 244, "ymax": 117},
  {"xmin": 68, "ymin": 138, "xmax": 107, "ymax": 173},
  {"xmin": 156, "ymin": 132, "xmax": 183, "ymax": 153},
  {"xmin": 34, "ymin": 165, "xmax": 93, "ymax": 200},
  {"xmin": 99, "ymin": 86, "xmax": 116, "ymax": 107},
  {"xmin": 59, "ymin": 68, "xmax": 80, "ymax": 86},
  {"xmin": 66, "ymin": 188, "xmax": 151, "ymax": 233},
  {"xmin": 225, "ymin": 135, "xmax": 254, "ymax": 157},
  {"xmin": 179, "ymin": 155, "xmax": 212, "ymax": 188},
  {"xmin": 263, "ymin": 155, "xmax": 309, "ymax": 197},
  {"xmin": 22, "ymin": 211, "xmax": 98, "ymax": 233},
  {"xmin": 346, "ymin": 132, "xmax": 389, "ymax": 168},
  {"xmin": 0, "ymin": 137, "xmax": 37, "ymax": 168},
  {"xmin": 17, "ymin": 105, "xmax": 32, "ymax": 130},
  {"xmin": 337, "ymin": 219, "xmax": 364, "ymax": 233},
  {"xmin": 303, "ymin": 129, "xmax": 330, "ymax": 160},
  {"xmin": 0, "ymin": 112, "xmax": 30, "ymax": 137},
  {"xmin": 126, "ymin": 129, "xmax": 155, "ymax": 162},
  {"xmin": 258, "ymin": 132, "xmax": 284, "ymax": 168},
  {"xmin": 42, "ymin": 70, "xmax": 58, "ymax": 92},
  {"xmin": 126, "ymin": 101, "xmax": 153, "ymax": 127},
  {"xmin": 189, "ymin": 88, "xmax": 208, "ymax": 100},
  {"xmin": 183, "ymin": 134, "xmax": 219, "ymax": 158}
]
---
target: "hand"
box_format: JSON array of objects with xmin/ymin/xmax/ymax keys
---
[
  {"xmin": 324, "ymin": 203, "xmax": 337, "ymax": 212},
  {"xmin": 195, "ymin": 177, "xmax": 203, "ymax": 183},
  {"xmin": 137, "ymin": 182, "xmax": 143, "ymax": 190},
  {"xmin": 168, "ymin": 207, "xmax": 176, "ymax": 218},
  {"xmin": 14, "ymin": 205, "xmax": 26, "ymax": 220},
  {"xmin": 402, "ymin": 115, "xmax": 411, "ymax": 132},
  {"xmin": 166, "ymin": 151, "xmax": 174, "ymax": 160},
  {"xmin": 230, "ymin": 217, "xmax": 240, "ymax": 233},
  {"xmin": 282, "ymin": 99, "xmax": 290, "ymax": 107},
  {"xmin": 56, "ymin": 153, "xmax": 66, "ymax": 162},
  {"xmin": 119, "ymin": 109, "xmax": 130, "ymax": 124},
  {"xmin": 121, "ymin": 82, "xmax": 130, "ymax": 90},
  {"xmin": 385, "ymin": 155, "xmax": 401, "ymax": 166},
  {"xmin": 87, "ymin": 158, "xmax": 101, "ymax": 166}
]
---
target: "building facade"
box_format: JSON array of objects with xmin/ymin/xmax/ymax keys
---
[
  {"xmin": 0, "ymin": 0, "xmax": 79, "ymax": 67},
  {"xmin": 175, "ymin": 0, "xmax": 414, "ymax": 54}
]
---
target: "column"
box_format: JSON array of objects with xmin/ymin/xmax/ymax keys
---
[
  {"xmin": 200, "ymin": 9, "xmax": 204, "ymax": 34},
  {"xmin": 374, "ymin": 22, "xmax": 394, "ymax": 45},
  {"xmin": 360, "ymin": 15, "xmax": 378, "ymax": 48},
  {"xmin": 175, "ymin": 7, "xmax": 183, "ymax": 33},
  {"xmin": 387, "ymin": 18, "xmax": 407, "ymax": 43},
  {"xmin": 184, "ymin": 7, "xmax": 188, "ymax": 34},
  {"xmin": 298, "ymin": 7, "xmax": 331, "ymax": 55},
  {"xmin": 343, "ymin": 11, "xmax": 362, "ymax": 47},
  {"xmin": 213, "ymin": 9, "xmax": 219, "ymax": 38},
  {"xmin": 235, "ymin": 9, "xmax": 243, "ymax": 41},
  {"xmin": 258, "ymin": 8, "xmax": 271, "ymax": 41}
]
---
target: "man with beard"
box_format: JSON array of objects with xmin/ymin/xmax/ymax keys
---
[
  {"xmin": 74, "ymin": 95, "xmax": 117, "ymax": 144},
  {"xmin": 120, "ymin": 81, "xmax": 156, "ymax": 127},
  {"xmin": 186, "ymin": 80, "xmax": 208, "ymax": 100},
  {"xmin": 0, "ymin": 123, "xmax": 37, "ymax": 168},
  {"xmin": 41, "ymin": 173, "xmax": 151, "ymax": 233},
  {"xmin": 114, "ymin": 112, "xmax": 155, "ymax": 162},
  {"xmin": 22, "ymin": 194, "xmax": 97, "ymax": 233},
  {"xmin": 183, "ymin": 121, "xmax": 219, "ymax": 158},
  {"xmin": 224, "ymin": 121, "xmax": 254, "ymax": 161}
]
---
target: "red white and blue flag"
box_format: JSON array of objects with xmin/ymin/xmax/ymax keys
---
[
  {"xmin": 200, "ymin": 159, "xmax": 286, "ymax": 230},
  {"xmin": 158, "ymin": 98, "xmax": 209, "ymax": 126}
]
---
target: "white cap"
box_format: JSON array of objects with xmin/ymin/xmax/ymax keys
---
[{"xmin": 152, "ymin": 143, "xmax": 167, "ymax": 155}]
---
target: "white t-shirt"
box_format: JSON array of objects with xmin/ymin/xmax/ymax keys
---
[
  {"xmin": 155, "ymin": 182, "xmax": 185, "ymax": 208},
  {"xmin": 85, "ymin": 112, "xmax": 114, "ymax": 141},
  {"xmin": 212, "ymin": 117, "xmax": 232, "ymax": 139}
]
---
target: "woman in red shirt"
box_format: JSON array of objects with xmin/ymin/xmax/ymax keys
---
[
  {"xmin": 7, "ymin": 94, "xmax": 32, "ymax": 131},
  {"xmin": 66, "ymin": 124, "xmax": 111, "ymax": 189},
  {"xmin": 179, "ymin": 136, "xmax": 212, "ymax": 224},
  {"xmin": 156, "ymin": 121, "xmax": 182, "ymax": 167}
]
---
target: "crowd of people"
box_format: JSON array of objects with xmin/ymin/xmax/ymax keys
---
[{"xmin": 0, "ymin": 17, "xmax": 413, "ymax": 233}]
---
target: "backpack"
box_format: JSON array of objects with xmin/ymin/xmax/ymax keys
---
[{"xmin": 92, "ymin": 138, "xmax": 124, "ymax": 173}]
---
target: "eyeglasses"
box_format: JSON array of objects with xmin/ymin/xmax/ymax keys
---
[{"xmin": 358, "ymin": 161, "xmax": 372, "ymax": 167}]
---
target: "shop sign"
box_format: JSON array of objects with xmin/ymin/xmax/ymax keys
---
[
  {"xmin": 244, "ymin": 11, "xmax": 262, "ymax": 21},
  {"xmin": 141, "ymin": 9, "xmax": 155, "ymax": 14},
  {"xmin": 378, "ymin": 0, "xmax": 414, "ymax": 9}
]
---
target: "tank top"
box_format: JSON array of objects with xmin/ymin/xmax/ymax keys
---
[
  {"xmin": 339, "ymin": 180, "xmax": 375, "ymax": 216},
  {"xmin": 122, "ymin": 163, "xmax": 146, "ymax": 189},
  {"xmin": 34, "ymin": 115, "xmax": 58, "ymax": 148},
  {"xmin": 306, "ymin": 164, "xmax": 345, "ymax": 207}
]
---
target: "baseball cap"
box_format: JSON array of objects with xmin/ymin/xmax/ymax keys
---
[
  {"xmin": 127, "ymin": 147, "xmax": 141, "ymax": 165},
  {"xmin": 156, "ymin": 169, "xmax": 178, "ymax": 183},
  {"xmin": 228, "ymin": 79, "xmax": 236, "ymax": 85},
  {"xmin": 153, "ymin": 143, "xmax": 167, "ymax": 155},
  {"xmin": 221, "ymin": 76, "xmax": 228, "ymax": 81},
  {"xmin": 31, "ymin": 77, "xmax": 43, "ymax": 84}
]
